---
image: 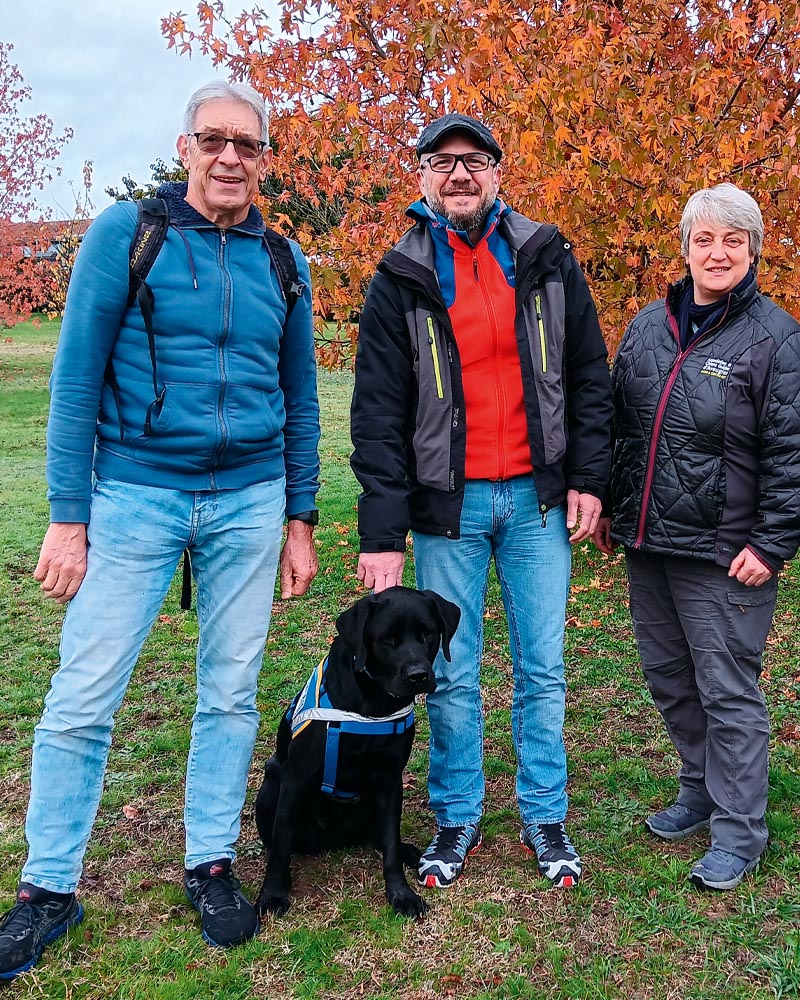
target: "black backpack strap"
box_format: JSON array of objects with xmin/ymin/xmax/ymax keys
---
[
  {"xmin": 128, "ymin": 198, "xmax": 170, "ymax": 303},
  {"xmin": 128, "ymin": 198, "xmax": 194, "ymax": 609},
  {"xmin": 128, "ymin": 198, "xmax": 170, "ymax": 430},
  {"xmin": 262, "ymin": 228, "xmax": 305, "ymax": 319},
  {"xmin": 180, "ymin": 549, "xmax": 193, "ymax": 611},
  {"xmin": 102, "ymin": 198, "xmax": 170, "ymax": 442}
]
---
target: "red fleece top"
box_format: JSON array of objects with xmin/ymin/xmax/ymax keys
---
[{"xmin": 445, "ymin": 228, "xmax": 532, "ymax": 480}]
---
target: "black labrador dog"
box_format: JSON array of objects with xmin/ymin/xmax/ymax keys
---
[{"xmin": 255, "ymin": 586, "xmax": 460, "ymax": 919}]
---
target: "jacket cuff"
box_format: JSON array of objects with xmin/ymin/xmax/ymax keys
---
[
  {"xmin": 359, "ymin": 538, "xmax": 407, "ymax": 554},
  {"xmin": 285, "ymin": 492, "xmax": 319, "ymax": 520},
  {"xmin": 49, "ymin": 499, "xmax": 90, "ymax": 523},
  {"xmin": 565, "ymin": 480, "xmax": 604, "ymax": 501},
  {"xmin": 746, "ymin": 544, "xmax": 782, "ymax": 574}
]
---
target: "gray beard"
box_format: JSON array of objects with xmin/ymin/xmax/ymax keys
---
[{"xmin": 428, "ymin": 191, "xmax": 494, "ymax": 234}]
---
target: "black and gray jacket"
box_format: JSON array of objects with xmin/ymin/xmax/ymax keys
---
[
  {"xmin": 609, "ymin": 275, "xmax": 800, "ymax": 571},
  {"xmin": 350, "ymin": 204, "xmax": 613, "ymax": 552}
]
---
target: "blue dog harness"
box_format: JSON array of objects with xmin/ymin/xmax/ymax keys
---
[{"xmin": 286, "ymin": 656, "xmax": 415, "ymax": 799}]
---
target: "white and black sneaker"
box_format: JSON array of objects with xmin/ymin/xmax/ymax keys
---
[
  {"xmin": 521, "ymin": 822, "xmax": 582, "ymax": 888},
  {"xmin": 418, "ymin": 823, "xmax": 482, "ymax": 888}
]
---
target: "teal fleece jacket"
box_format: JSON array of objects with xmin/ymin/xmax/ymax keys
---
[{"xmin": 46, "ymin": 183, "xmax": 320, "ymax": 523}]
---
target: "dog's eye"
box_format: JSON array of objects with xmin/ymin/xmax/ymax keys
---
[
  {"xmin": 421, "ymin": 633, "xmax": 433, "ymax": 644},
  {"xmin": 382, "ymin": 636, "xmax": 399, "ymax": 647}
]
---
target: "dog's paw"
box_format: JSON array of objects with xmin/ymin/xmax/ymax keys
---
[
  {"xmin": 387, "ymin": 885, "xmax": 429, "ymax": 919},
  {"xmin": 257, "ymin": 891, "xmax": 291, "ymax": 918},
  {"xmin": 400, "ymin": 841, "xmax": 423, "ymax": 869}
]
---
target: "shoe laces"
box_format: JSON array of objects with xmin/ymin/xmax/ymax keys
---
[
  {"xmin": 702, "ymin": 848, "xmax": 742, "ymax": 867},
  {"xmin": 529, "ymin": 822, "xmax": 575, "ymax": 857},
  {"xmin": 428, "ymin": 824, "xmax": 477, "ymax": 857},
  {"xmin": 0, "ymin": 900, "xmax": 37, "ymax": 940},
  {"xmin": 190, "ymin": 872, "xmax": 242, "ymax": 915}
]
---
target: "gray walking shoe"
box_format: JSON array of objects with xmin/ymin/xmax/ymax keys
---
[
  {"xmin": 645, "ymin": 803, "xmax": 711, "ymax": 841},
  {"xmin": 690, "ymin": 849, "xmax": 759, "ymax": 890}
]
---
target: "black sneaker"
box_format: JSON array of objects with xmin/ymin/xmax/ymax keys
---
[
  {"xmin": 0, "ymin": 883, "xmax": 84, "ymax": 980},
  {"xmin": 184, "ymin": 858, "xmax": 259, "ymax": 948},
  {"xmin": 418, "ymin": 823, "xmax": 482, "ymax": 888},
  {"xmin": 520, "ymin": 822, "xmax": 582, "ymax": 887}
]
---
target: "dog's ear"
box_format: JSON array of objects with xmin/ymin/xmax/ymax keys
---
[
  {"xmin": 419, "ymin": 590, "xmax": 461, "ymax": 662},
  {"xmin": 335, "ymin": 596, "xmax": 376, "ymax": 671}
]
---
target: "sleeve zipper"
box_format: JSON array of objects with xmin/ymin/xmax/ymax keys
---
[
  {"xmin": 426, "ymin": 316, "xmax": 444, "ymax": 399},
  {"xmin": 535, "ymin": 293, "xmax": 547, "ymax": 373}
]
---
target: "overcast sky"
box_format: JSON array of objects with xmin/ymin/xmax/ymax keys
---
[{"xmin": 3, "ymin": 1, "xmax": 247, "ymax": 219}]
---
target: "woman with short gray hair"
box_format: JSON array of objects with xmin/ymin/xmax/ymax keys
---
[
  {"xmin": 679, "ymin": 182, "xmax": 763, "ymax": 264},
  {"xmin": 594, "ymin": 182, "xmax": 800, "ymax": 890}
]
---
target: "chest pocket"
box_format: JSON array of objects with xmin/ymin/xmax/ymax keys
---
[
  {"xmin": 409, "ymin": 307, "xmax": 453, "ymax": 491},
  {"xmin": 523, "ymin": 282, "xmax": 566, "ymax": 465}
]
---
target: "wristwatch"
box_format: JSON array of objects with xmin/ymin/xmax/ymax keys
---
[{"xmin": 287, "ymin": 510, "xmax": 319, "ymax": 526}]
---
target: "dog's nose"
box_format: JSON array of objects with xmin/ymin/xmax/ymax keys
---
[{"xmin": 406, "ymin": 667, "xmax": 430, "ymax": 686}]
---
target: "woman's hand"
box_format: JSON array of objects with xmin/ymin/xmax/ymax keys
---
[
  {"xmin": 592, "ymin": 516, "xmax": 616, "ymax": 555},
  {"xmin": 728, "ymin": 547, "xmax": 773, "ymax": 586}
]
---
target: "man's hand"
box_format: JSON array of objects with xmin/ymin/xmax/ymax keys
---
[
  {"xmin": 279, "ymin": 520, "xmax": 319, "ymax": 598},
  {"xmin": 34, "ymin": 522, "xmax": 88, "ymax": 603},
  {"xmin": 729, "ymin": 547, "xmax": 773, "ymax": 587},
  {"xmin": 357, "ymin": 552, "xmax": 405, "ymax": 593},
  {"xmin": 566, "ymin": 490, "xmax": 602, "ymax": 544},
  {"xmin": 592, "ymin": 516, "xmax": 616, "ymax": 555}
]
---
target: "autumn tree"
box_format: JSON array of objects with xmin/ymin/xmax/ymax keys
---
[
  {"xmin": 164, "ymin": 0, "xmax": 800, "ymax": 358},
  {"xmin": 0, "ymin": 41, "xmax": 72, "ymax": 325},
  {"xmin": 105, "ymin": 157, "xmax": 188, "ymax": 202},
  {"xmin": 46, "ymin": 160, "xmax": 95, "ymax": 316}
]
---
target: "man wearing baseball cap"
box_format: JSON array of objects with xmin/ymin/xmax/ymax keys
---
[{"xmin": 351, "ymin": 112, "xmax": 612, "ymax": 889}]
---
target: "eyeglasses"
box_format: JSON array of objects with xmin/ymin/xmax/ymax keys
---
[
  {"xmin": 190, "ymin": 132, "xmax": 267, "ymax": 159},
  {"xmin": 422, "ymin": 152, "xmax": 496, "ymax": 174}
]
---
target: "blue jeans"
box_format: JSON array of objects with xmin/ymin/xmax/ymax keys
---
[
  {"xmin": 22, "ymin": 476, "xmax": 285, "ymax": 893},
  {"xmin": 413, "ymin": 477, "xmax": 571, "ymax": 829}
]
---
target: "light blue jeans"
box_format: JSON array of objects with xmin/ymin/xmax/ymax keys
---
[
  {"xmin": 413, "ymin": 477, "xmax": 571, "ymax": 829},
  {"xmin": 22, "ymin": 476, "xmax": 285, "ymax": 893}
]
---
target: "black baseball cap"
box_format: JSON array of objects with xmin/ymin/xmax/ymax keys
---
[{"xmin": 416, "ymin": 113, "xmax": 503, "ymax": 162}]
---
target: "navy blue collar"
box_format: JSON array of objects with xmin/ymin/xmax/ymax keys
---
[
  {"xmin": 155, "ymin": 181, "xmax": 266, "ymax": 234},
  {"xmin": 675, "ymin": 270, "xmax": 756, "ymax": 349}
]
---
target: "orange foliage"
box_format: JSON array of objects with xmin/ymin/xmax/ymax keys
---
[
  {"xmin": 164, "ymin": 0, "xmax": 800, "ymax": 360},
  {"xmin": 0, "ymin": 43, "xmax": 72, "ymax": 326},
  {"xmin": 0, "ymin": 221, "xmax": 52, "ymax": 325}
]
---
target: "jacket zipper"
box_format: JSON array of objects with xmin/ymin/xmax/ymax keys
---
[
  {"xmin": 210, "ymin": 228, "xmax": 231, "ymax": 480},
  {"xmin": 634, "ymin": 296, "xmax": 732, "ymax": 547},
  {"xmin": 535, "ymin": 293, "xmax": 547, "ymax": 373},
  {"xmin": 426, "ymin": 316, "xmax": 444, "ymax": 399}
]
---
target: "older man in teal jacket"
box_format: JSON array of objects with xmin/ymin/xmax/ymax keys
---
[{"xmin": 0, "ymin": 81, "xmax": 320, "ymax": 978}]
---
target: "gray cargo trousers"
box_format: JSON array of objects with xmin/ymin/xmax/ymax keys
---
[{"xmin": 625, "ymin": 549, "xmax": 778, "ymax": 860}]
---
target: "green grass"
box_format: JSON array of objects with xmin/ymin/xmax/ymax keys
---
[{"xmin": 0, "ymin": 318, "xmax": 798, "ymax": 998}]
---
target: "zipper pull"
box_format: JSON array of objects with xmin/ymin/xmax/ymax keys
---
[
  {"xmin": 473, "ymin": 252, "xmax": 479, "ymax": 282},
  {"xmin": 540, "ymin": 505, "xmax": 548, "ymax": 528},
  {"xmin": 220, "ymin": 230, "xmax": 227, "ymax": 245}
]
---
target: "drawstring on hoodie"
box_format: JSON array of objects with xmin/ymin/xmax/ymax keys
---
[{"xmin": 173, "ymin": 226, "xmax": 198, "ymax": 290}]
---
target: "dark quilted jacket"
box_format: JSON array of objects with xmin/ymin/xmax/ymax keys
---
[{"xmin": 609, "ymin": 275, "xmax": 800, "ymax": 572}]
